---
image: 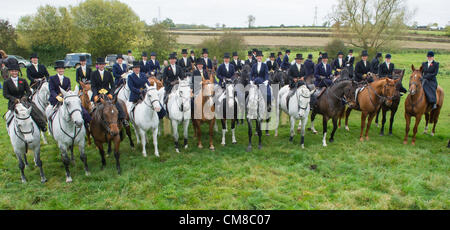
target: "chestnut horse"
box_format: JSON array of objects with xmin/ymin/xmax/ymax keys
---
[
  {"xmin": 192, "ymin": 76, "xmax": 216, "ymax": 150},
  {"xmin": 79, "ymin": 81, "xmax": 93, "ymax": 145},
  {"xmin": 404, "ymin": 65, "xmax": 444, "ymax": 145},
  {"xmin": 355, "ymin": 78, "xmax": 399, "ymax": 141}
]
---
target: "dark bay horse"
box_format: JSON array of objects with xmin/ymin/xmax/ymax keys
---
[
  {"xmin": 404, "ymin": 65, "xmax": 444, "ymax": 145},
  {"xmin": 192, "ymin": 77, "xmax": 216, "ymax": 150},
  {"xmin": 310, "ymin": 80, "xmax": 357, "ymax": 146},
  {"xmin": 374, "ymin": 69, "xmax": 405, "ymax": 136}
]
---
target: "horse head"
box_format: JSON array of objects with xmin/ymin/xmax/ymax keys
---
[
  {"xmin": 14, "ymin": 103, "xmax": 34, "ymax": 143},
  {"xmin": 382, "ymin": 78, "xmax": 401, "ymax": 107},
  {"xmin": 99, "ymin": 97, "xmax": 120, "ymax": 136},
  {"xmin": 177, "ymin": 79, "xmax": 192, "ymax": 112},
  {"xmin": 409, "ymin": 64, "xmax": 423, "ymax": 96},
  {"xmin": 145, "ymin": 83, "xmax": 161, "ymax": 112},
  {"xmin": 60, "ymin": 86, "xmax": 83, "ymax": 128}
]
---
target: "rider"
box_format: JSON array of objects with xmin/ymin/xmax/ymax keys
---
[
  {"xmin": 379, "ymin": 53, "xmax": 407, "ymax": 94},
  {"xmin": 345, "ymin": 49, "xmax": 355, "ymax": 78},
  {"xmin": 421, "ymin": 51, "xmax": 440, "ymax": 110},
  {"xmin": 26, "ymin": 53, "xmax": 49, "ymax": 90},
  {"xmin": 314, "ymin": 53, "xmax": 333, "ymax": 88},
  {"xmin": 139, "ymin": 52, "xmax": 150, "ymax": 75},
  {"xmin": 201, "ymin": 48, "xmax": 213, "ymax": 71},
  {"xmin": 148, "ymin": 52, "xmax": 161, "ymax": 77},
  {"xmin": 189, "ymin": 50, "xmax": 196, "ymax": 65},
  {"xmin": 370, "ymin": 52, "xmax": 382, "ymax": 75},
  {"xmin": 217, "ymin": 53, "xmax": 235, "ymax": 88},
  {"xmin": 128, "ymin": 61, "xmax": 150, "ymax": 104},
  {"xmin": 332, "ymin": 51, "xmax": 346, "ymax": 76},
  {"xmin": 304, "ymin": 54, "xmax": 315, "ymax": 77},
  {"xmin": 230, "ymin": 51, "xmax": 242, "ymax": 72},
  {"xmin": 266, "ymin": 53, "xmax": 279, "ymax": 73},
  {"xmin": 75, "ymin": 55, "xmax": 91, "ymax": 84},
  {"xmin": 317, "ymin": 51, "xmax": 323, "ymax": 64},
  {"xmin": 3, "ymin": 62, "xmax": 47, "ymax": 132},
  {"xmin": 49, "ymin": 61, "xmax": 91, "ymax": 126},
  {"xmin": 112, "ymin": 54, "xmax": 128, "ymax": 87},
  {"xmin": 163, "ymin": 53, "xmax": 185, "ymax": 105},
  {"xmin": 245, "ymin": 51, "xmax": 256, "ymax": 67},
  {"xmin": 178, "ymin": 49, "xmax": 192, "ymax": 73},
  {"xmin": 251, "ymin": 51, "xmax": 272, "ymax": 112},
  {"xmin": 280, "ymin": 49, "xmax": 291, "ymax": 71},
  {"xmin": 91, "ymin": 57, "xmax": 126, "ymax": 126},
  {"xmin": 286, "ymin": 54, "xmax": 306, "ymax": 107},
  {"xmin": 354, "ymin": 50, "xmax": 372, "ymax": 83},
  {"xmin": 276, "ymin": 52, "xmax": 283, "ymax": 68}
]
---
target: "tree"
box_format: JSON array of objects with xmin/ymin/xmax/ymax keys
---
[
  {"xmin": 198, "ymin": 31, "xmax": 247, "ymax": 62},
  {"xmin": 0, "ymin": 19, "xmax": 18, "ymax": 53},
  {"xmin": 71, "ymin": 0, "xmax": 144, "ymax": 59},
  {"xmin": 247, "ymin": 15, "xmax": 255, "ymax": 28},
  {"xmin": 329, "ymin": 0, "xmax": 410, "ymax": 54},
  {"xmin": 161, "ymin": 18, "xmax": 175, "ymax": 28}
]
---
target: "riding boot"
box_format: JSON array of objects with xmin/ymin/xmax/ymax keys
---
[{"xmin": 28, "ymin": 102, "xmax": 47, "ymax": 132}]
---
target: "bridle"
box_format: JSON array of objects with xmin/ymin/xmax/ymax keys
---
[
  {"xmin": 55, "ymin": 94, "xmax": 83, "ymax": 152},
  {"xmin": 13, "ymin": 113, "xmax": 35, "ymax": 146},
  {"xmin": 408, "ymin": 73, "xmax": 424, "ymax": 111}
]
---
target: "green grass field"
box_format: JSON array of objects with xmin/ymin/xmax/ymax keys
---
[{"xmin": 0, "ymin": 51, "xmax": 448, "ymax": 210}]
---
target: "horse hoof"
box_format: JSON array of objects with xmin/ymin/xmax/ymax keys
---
[
  {"xmin": 198, "ymin": 144, "xmax": 203, "ymax": 149},
  {"xmin": 258, "ymin": 144, "xmax": 262, "ymax": 150},
  {"xmin": 431, "ymin": 133, "xmax": 435, "ymax": 137},
  {"xmin": 221, "ymin": 141, "xmax": 225, "ymax": 146},
  {"xmin": 345, "ymin": 126, "xmax": 350, "ymax": 131},
  {"xmin": 411, "ymin": 142, "xmax": 416, "ymax": 146},
  {"xmin": 142, "ymin": 153, "xmax": 147, "ymax": 158},
  {"xmin": 232, "ymin": 141, "xmax": 237, "ymax": 144},
  {"xmin": 329, "ymin": 138, "xmax": 334, "ymax": 143},
  {"xmin": 154, "ymin": 153, "xmax": 160, "ymax": 158},
  {"xmin": 403, "ymin": 140, "xmax": 408, "ymax": 145},
  {"xmin": 21, "ymin": 179, "xmax": 27, "ymax": 184},
  {"xmin": 175, "ymin": 148, "xmax": 180, "ymax": 153},
  {"xmin": 380, "ymin": 133, "xmax": 384, "ymax": 136},
  {"xmin": 359, "ymin": 138, "xmax": 364, "ymax": 142},
  {"xmin": 312, "ymin": 130, "xmax": 318, "ymax": 135},
  {"xmin": 209, "ymin": 146, "xmax": 215, "ymax": 151},
  {"xmin": 301, "ymin": 144, "xmax": 305, "ymax": 149},
  {"xmin": 66, "ymin": 177, "xmax": 73, "ymax": 183},
  {"xmin": 246, "ymin": 145, "xmax": 252, "ymax": 152},
  {"xmin": 388, "ymin": 132, "xmax": 393, "ymax": 136},
  {"xmin": 375, "ymin": 123, "xmax": 379, "ymax": 128},
  {"xmin": 289, "ymin": 137, "xmax": 293, "ymax": 142},
  {"xmin": 366, "ymin": 137, "xmax": 370, "ymax": 141},
  {"xmin": 41, "ymin": 178, "xmax": 47, "ymax": 183},
  {"xmin": 85, "ymin": 171, "xmax": 90, "ymax": 176},
  {"xmin": 322, "ymin": 143, "xmax": 327, "ymax": 147},
  {"xmin": 184, "ymin": 145, "xmax": 188, "ymax": 149}
]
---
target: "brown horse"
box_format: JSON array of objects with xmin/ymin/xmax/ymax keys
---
[
  {"xmin": 90, "ymin": 96, "xmax": 132, "ymax": 174},
  {"xmin": 192, "ymin": 76, "xmax": 216, "ymax": 150},
  {"xmin": 79, "ymin": 81, "xmax": 93, "ymax": 145},
  {"xmin": 354, "ymin": 78, "xmax": 399, "ymax": 141},
  {"xmin": 403, "ymin": 65, "xmax": 444, "ymax": 145},
  {"xmin": 148, "ymin": 77, "xmax": 163, "ymax": 90}
]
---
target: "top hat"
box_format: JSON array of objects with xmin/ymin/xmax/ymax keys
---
[
  {"xmin": 30, "ymin": 53, "xmax": 39, "ymax": 59},
  {"xmin": 376, "ymin": 52, "xmax": 382, "ymax": 58},
  {"xmin": 128, "ymin": 50, "xmax": 132, "ymax": 53},
  {"xmin": 277, "ymin": 51, "xmax": 282, "ymax": 56},
  {"xmin": 232, "ymin": 51, "xmax": 238, "ymax": 57},
  {"xmin": 348, "ymin": 49, "xmax": 354, "ymax": 53},
  {"xmin": 247, "ymin": 51, "xmax": 253, "ymax": 56},
  {"xmin": 307, "ymin": 54, "xmax": 313, "ymax": 59},
  {"xmin": 295, "ymin": 54, "xmax": 304, "ymax": 60},
  {"xmin": 132, "ymin": 61, "xmax": 141, "ymax": 68},
  {"xmin": 150, "ymin": 52, "xmax": 156, "ymax": 57},
  {"xmin": 190, "ymin": 50, "xmax": 195, "ymax": 54},
  {"xmin": 321, "ymin": 53, "xmax": 328, "ymax": 59},
  {"xmin": 79, "ymin": 55, "xmax": 87, "ymax": 62},
  {"xmin": 270, "ymin": 53, "xmax": 276, "ymax": 58},
  {"xmin": 182, "ymin": 49, "xmax": 188, "ymax": 54},
  {"xmin": 142, "ymin": 52, "xmax": 148, "ymax": 57},
  {"xmin": 96, "ymin": 57, "xmax": 106, "ymax": 64},
  {"xmin": 285, "ymin": 49, "xmax": 291, "ymax": 53},
  {"xmin": 385, "ymin": 53, "xmax": 392, "ymax": 59},
  {"xmin": 196, "ymin": 58, "xmax": 204, "ymax": 65},
  {"xmin": 54, "ymin": 60, "xmax": 66, "ymax": 70},
  {"xmin": 169, "ymin": 53, "xmax": 177, "ymax": 60},
  {"xmin": 361, "ymin": 50, "xmax": 369, "ymax": 57},
  {"xmin": 252, "ymin": 48, "xmax": 258, "ymax": 52},
  {"xmin": 427, "ymin": 51, "xmax": 434, "ymax": 57},
  {"xmin": 202, "ymin": 48, "xmax": 208, "ymax": 54},
  {"xmin": 116, "ymin": 54, "xmax": 124, "ymax": 60},
  {"xmin": 337, "ymin": 51, "xmax": 344, "ymax": 56},
  {"xmin": 256, "ymin": 51, "xmax": 263, "ymax": 57},
  {"xmin": 223, "ymin": 53, "xmax": 231, "ymax": 58},
  {"xmin": 7, "ymin": 62, "xmax": 20, "ymax": 71}
]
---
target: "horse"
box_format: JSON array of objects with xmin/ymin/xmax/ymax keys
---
[
  {"xmin": 45, "ymin": 87, "xmax": 88, "ymax": 183},
  {"xmin": 117, "ymin": 73, "xmax": 131, "ymax": 103},
  {"xmin": 31, "ymin": 80, "xmax": 50, "ymax": 145},
  {"xmin": 404, "ymin": 65, "xmax": 444, "ymax": 145},
  {"xmin": 246, "ymin": 81, "xmax": 271, "ymax": 151},
  {"xmin": 374, "ymin": 69, "xmax": 405, "ymax": 136},
  {"xmin": 310, "ymin": 80, "xmax": 356, "ymax": 146},
  {"xmin": 192, "ymin": 77, "xmax": 216, "ymax": 150},
  {"xmin": 90, "ymin": 95, "xmax": 129, "ymax": 174},
  {"xmin": 277, "ymin": 84, "xmax": 315, "ymax": 148},
  {"xmin": 217, "ymin": 77, "xmax": 243, "ymax": 146},
  {"xmin": 167, "ymin": 79, "xmax": 192, "ymax": 153},
  {"xmin": 6, "ymin": 103, "xmax": 46, "ymax": 183},
  {"xmin": 269, "ymin": 70, "xmax": 287, "ymax": 87},
  {"xmin": 127, "ymin": 83, "xmax": 162, "ymax": 157},
  {"xmin": 79, "ymin": 81, "xmax": 93, "ymax": 145}
]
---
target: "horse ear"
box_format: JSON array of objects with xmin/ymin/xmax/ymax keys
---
[
  {"xmin": 411, "ymin": 64, "xmax": 415, "ymax": 72},
  {"xmin": 60, "ymin": 87, "xmax": 67, "ymax": 97},
  {"xmin": 419, "ymin": 65, "xmax": 423, "ymax": 73}
]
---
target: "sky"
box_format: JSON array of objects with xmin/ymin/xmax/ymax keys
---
[{"xmin": 2, "ymin": 0, "xmax": 450, "ymax": 27}]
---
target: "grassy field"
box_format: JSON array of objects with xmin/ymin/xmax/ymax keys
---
[{"xmin": 0, "ymin": 51, "xmax": 448, "ymax": 210}]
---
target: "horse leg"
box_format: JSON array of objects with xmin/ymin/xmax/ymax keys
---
[
  {"xmin": 195, "ymin": 122, "xmax": 203, "ymax": 149},
  {"xmin": 403, "ymin": 114, "xmax": 411, "ymax": 144},
  {"xmin": 297, "ymin": 120, "xmax": 302, "ymax": 133},
  {"xmin": 96, "ymin": 140, "xmax": 106, "ymax": 170},
  {"xmin": 15, "ymin": 151, "xmax": 27, "ymax": 183},
  {"xmin": 256, "ymin": 120, "xmax": 262, "ymax": 149},
  {"xmin": 134, "ymin": 123, "xmax": 141, "ymax": 144},
  {"xmin": 329, "ymin": 117, "xmax": 338, "ymax": 143},
  {"xmin": 375, "ymin": 107, "xmax": 381, "ymax": 127},
  {"xmin": 153, "ymin": 127, "xmax": 159, "ymax": 157},
  {"xmin": 423, "ymin": 113, "xmax": 429, "ymax": 134},
  {"xmin": 431, "ymin": 108, "xmax": 440, "ymax": 136},
  {"xmin": 411, "ymin": 115, "xmax": 422, "ymax": 146},
  {"xmin": 113, "ymin": 136, "xmax": 121, "ymax": 175},
  {"xmin": 23, "ymin": 153, "xmax": 29, "ymax": 167},
  {"xmin": 388, "ymin": 107, "xmax": 397, "ymax": 135},
  {"xmin": 79, "ymin": 141, "xmax": 90, "ymax": 176},
  {"xmin": 360, "ymin": 112, "xmax": 367, "ymax": 142},
  {"xmin": 209, "ymin": 121, "xmax": 215, "ymax": 151},
  {"xmin": 86, "ymin": 127, "xmax": 92, "ymax": 146},
  {"xmin": 289, "ymin": 116, "xmax": 295, "ymax": 142},
  {"xmin": 300, "ymin": 117, "xmax": 307, "ymax": 149},
  {"xmin": 322, "ymin": 116, "xmax": 328, "ymax": 147},
  {"xmin": 125, "ymin": 125, "xmax": 135, "ymax": 149},
  {"xmin": 344, "ymin": 108, "xmax": 351, "ymax": 131},
  {"xmin": 380, "ymin": 108, "xmax": 387, "ymax": 136},
  {"xmin": 310, "ymin": 112, "xmax": 318, "ymax": 134},
  {"xmin": 138, "ymin": 127, "xmax": 147, "ymax": 157},
  {"xmin": 171, "ymin": 120, "xmax": 180, "ymax": 153},
  {"xmin": 183, "ymin": 119, "xmax": 189, "ymax": 149},
  {"xmin": 265, "ymin": 122, "xmax": 270, "ymax": 136},
  {"xmin": 107, "ymin": 140, "xmax": 112, "ymax": 156},
  {"xmin": 221, "ymin": 119, "xmax": 227, "ymax": 146},
  {"xmin": 365, "ymin": 112, "xmax": 375, "ymax": 141},
  {"xmin": 247, "ymin": 119, "xmax": 253, "ymax": 152},
  {"xmin": 231, "ymin": 119, "xmax": 237, "ymax": 144},
  {"xmin": 60, "ymin": 145, "xmax": 72, "ymax": 183},
  {"xmin": 41, "ymin": 131, "xmax": 48, "ymax": 145},
  {"xmin": 33, "ymin": 145, "xmax": 47, "ymax": 183}
]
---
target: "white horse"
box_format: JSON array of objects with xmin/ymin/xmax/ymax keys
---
[
  {"xmin": 6, "ymin": 103, "xmax": 46, "ymax": 183},
  {"xmin": 217, "ymin": 82, "xmax": 240, "ymax": 145},
  {"xmin": 117, "ymin": 72, "xmax": 132, "ymax": 103},
  {"xmin": 246, "ymin": 82, "xmax": 269, "ymax": 151},
  {"xmin": 31, "ymin": 81, "xmax": 50, "ymax": 144},
  {"xmin": 277, "ymin": 84, "xmax": 315, "ymax": 148},
  {"xmin": 167, "ymin": 79, "xmax": 192, "ymax": 153},
  {"xmin": 127, "ymin": 83, "xmax": 162, "ymax": 157},
  {"xmin": 45, "ymin": 86, "xmax": 88, "ymax": 183}
]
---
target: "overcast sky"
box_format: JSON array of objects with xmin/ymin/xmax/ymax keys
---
[{"xmin": 3, "ymin": 0, "xmax": 449, "ymax": 27}]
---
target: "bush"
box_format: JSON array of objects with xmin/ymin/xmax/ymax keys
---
[
  {"xmin": 197, "ymin": 31, "xmax": 247, "ymax": 62},
  {"xmin": 324, "ymin": 38, "xmax": 347, "ymax": 61}
]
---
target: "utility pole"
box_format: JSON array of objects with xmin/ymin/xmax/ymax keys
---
[
  {"xmin": 158, "ymin": 6, "xmax": 161, "ymax": 22},
  {"xmin": 313, "ymin": 6, "xmax": 318, "ymax": 27}
]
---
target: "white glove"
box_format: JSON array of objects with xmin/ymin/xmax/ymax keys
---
[
  {"xmin": 250, "ymin": 81, "xmax": 254, "ymax": 85},
  {"xmin": 121, "ymin": 73, "xmax": 128, "ymax": 78},
  {"xmin": 263, "ymin": 80, "xmax": 268, "ymax": 86}
]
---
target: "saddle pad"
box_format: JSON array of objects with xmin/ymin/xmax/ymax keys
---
[{"xmin": 355, "ymin": 86, "xmax": 365, "ymax": 102}]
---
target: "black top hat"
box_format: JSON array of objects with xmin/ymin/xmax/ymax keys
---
[
  {"xmin": 7, "ymin": 62, "xmax": 20, "ymax": 71},
  {"xmin": 348, "ymin": 49, "xmax": 354, "ymax": 53},
  {"xmin": 223, "ymin": 53, "xmax": 230, "ymax": 58},
  {"xmin": 232, "ymin": 51, "xmax": 238, "ymax": 57},
  {"xmin": 196, "ymin": 58, "xmax": 204, "ymax": 65},
  {"xmin": 319, "ymin": 51, "xmax": 323, "ymax": 55},
  {"xmin": 295, "ymin": 54, "xmax": 304, "ymax": 60},
  {"xmin": 132, "ymin": 61, "xmax": 141, "ymax": 68},
  {"xmin": 142, "ymin": 52, "xmax": 148, "ymax": 57},
  {"xmin": 79, "ymin": 55, "xmax": 87, "ymax": 62},
  {"xmin": 248, "ymin": 51, "xmax": 253, "ymax": 56},
  {"xmin": 270, "ymin": 53, "xmax": 276, "ymax": 58},
  {"xmin": 256, "ymin": 51, "xmax": 263, "ymax": 57},
  {"xmin": 307, "ymin": 54, "xmax": 313, "ymax": 59},
  {"xmin": 337, "ymin": 51, "xmax": 344, "ymax": 56},
  {"xmin": 202, "ymin": 48, "xmax": 208, "ymax": 54},
  {"xmin": 30, "ymin": 53, "xmax": 38, "ymax": 59},
  {"xmin": 385, "ymin": 53, "xmax": 392, "ymax": 59},
  {"xmin": 277, "ymin": 52, "xmax": 282, "ymax": 56},
  {"xmin": 361, "ymin": 50, "xmax": 369, "ymax": 57},
  {"xmin": 128, "ymin": 50, "xmax": 132, "ymax": 53},
  {"xmin": 190, "ymin": 50, "xmax": 195, "ymax": 54},
  {"xmin": 252, "ymin": 48, "xmax": 258, "ymax": 52},
  {"xmin": 427, "ymin": 51, "xmax": 434, "ymax": 57},
  {"xmin": 150, "ymin": 52, "xmax": 156, "ymax": 56},
  {"xmin": 286, "ymin": 49, "xmax": 291, "ymax": 53},
  {"xmin": 54, "ymin": 60, "xmax": 66, "ymax": 69},
  {"xmin": 182, "ymin": 49, "xmax": 188, "ymax": 54},
  {"xmin": 376, "ymin": 52, "xmax": 382, "ymax": 58},
  {"xmin": 321, "ymin": 53, "xmax": 328, "ymax": 59},
  {"xmin": 116, "ymin": 54, "xmax": 124, "ymax": 60},
  {"xmin": 169, "ymin": 53, "xmax": 177, "ymax": 60},
  {"xmin": 96, "ymin": 57, "xmax": 106, "ymax": 64}
]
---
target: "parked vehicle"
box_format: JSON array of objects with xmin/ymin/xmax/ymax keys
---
[
  {"xmin": 105, "ymin": 54, "xmax": 132, "ymax": 71},
  {"xmin": 64, "ymin": 53, "xmax": 92, "ymax": 68},
  {"xmin": 6, "ymin": 55, "xmax": 30, "ymax": 68}
]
